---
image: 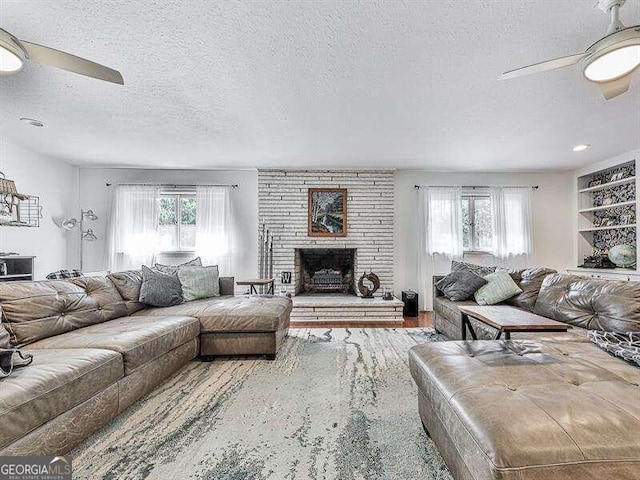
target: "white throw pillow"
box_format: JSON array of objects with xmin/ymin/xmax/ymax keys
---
[{"xmin": 177, "ymin": 265, "xmax": 220, "ymax": 302}]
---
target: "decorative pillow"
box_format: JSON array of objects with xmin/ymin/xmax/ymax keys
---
[
  {"xmin": 46, "ymin": 269, "xmax": 83, "ymax": 280},
  {"xmin": 474, "ymin": 270, "xmax": 523, "ymax": 306},
  {"xmin": 154, "ymin": 257, "xmax": 202, "ymax": 276},
  {"xmin": 177, "ymin": 265, "xmax": 220, "ymax": 302},
  {"xmin": 107, "ymin": 270, "xmax": 145, "ymax": 314},
  {"xmin": 436, "ymin": 269, "xmax": 487, "ymax": 302},
  {"xmin": 108, "ymin": 270, "xmax": 143, "ymax": 302},
  {"xmin": 451, "ymin": 260, "xmax": 496, "ymax": 277},
  {"xmin": 139, "ymin": 266, "xmax": 183, "ymax": 307}
]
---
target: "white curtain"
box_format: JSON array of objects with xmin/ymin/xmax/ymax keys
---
[
  {"xmin": 417, "ymin": 186, "xmax": 463, "ymax": 310},
  {"xmin": 106, "ymin": 185, "xmax": 160, "ymax": 271},
  {"xmin": 195, "ymin": 186, "xmax": 233, "ymax": 274},
  {"xmin": 490, "ymin": 187, "xmax": 534, "ymax": 269}
]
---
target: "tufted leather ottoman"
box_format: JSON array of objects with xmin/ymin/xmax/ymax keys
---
[{"xmin": 409, "ymin": 338, "xmax": 640, "ymax": 480}]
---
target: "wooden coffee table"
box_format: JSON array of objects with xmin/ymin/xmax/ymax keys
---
[{"xmin": 458, "ymin": 305, "xmax": 570, "ymax": 340}]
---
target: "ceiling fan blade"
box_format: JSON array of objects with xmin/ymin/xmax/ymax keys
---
[
  {"xmin": 18, "ymin": 40, "xmax": 123, "ymax": 85},
  {"xmin": 598, "ymin": 73, "xmax": 633, "ymax": 100},
  {"xmin": 498, "ymin": 53, "xmax": 584, "ymax": 81}
]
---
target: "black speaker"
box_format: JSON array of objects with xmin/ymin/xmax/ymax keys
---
[{"xmin": 402, "ymin": 290, "xmax": 419, "ymax": 317}]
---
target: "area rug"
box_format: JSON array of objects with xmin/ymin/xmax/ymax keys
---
[{"xmin": 71, "ymin": 328, "xmax": 452, "ymax": 480}]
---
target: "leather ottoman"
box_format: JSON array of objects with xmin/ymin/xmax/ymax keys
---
[{"xmin": 409, "ymin": 339, "xmax": 640, "ymax": 480}]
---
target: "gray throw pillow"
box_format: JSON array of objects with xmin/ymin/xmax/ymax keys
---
[
  {"xmin": 436, "ymin": 269, "xmax": 488, "ymax": 301},
  {"xmin": 154, "ymin": 257, "xmax": 202, "ymax": 276},
  {"xmin": 474, "ymin": 270, "xmax": 523, "ymax": 306},
  {"xmin": 451, "ymin": 260, "xmax": 496, "ymax": 277},
  {"xmin": 177, "ymin": 265, "xmax": 220, "ymax": 302},
  {"xmin": 139, "ymin": 266, "xmax": 183, "ymax": 307}
]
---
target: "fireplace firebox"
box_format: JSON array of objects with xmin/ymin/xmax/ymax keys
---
[{"xmin": 295, "ymin": 248, "xmax": 356, "ymax": 295}]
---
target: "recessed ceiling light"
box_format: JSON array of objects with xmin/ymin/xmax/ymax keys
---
[
  {"xmin": 20, "ymin": 118, "xmax": 44, "ymax": 127},
  {"xmin": 573, "ymin": 144, "xmax": 590, "ymax": 152}
]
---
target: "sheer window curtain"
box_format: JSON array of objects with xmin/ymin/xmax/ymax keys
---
[
  {"xmin": 417, "ymin": 186, "xmax": 464, "ymax": 310},
  {"xmin": 195, "ymin": 186, "xmax": 233, "ymax": 275},
  {"xmin": 490, "ymin": 187, "xmax": 533, "ymax": 269},
  {"xmin": 105, "ymin": 185, "xmax": 160, "ymax": 271}
]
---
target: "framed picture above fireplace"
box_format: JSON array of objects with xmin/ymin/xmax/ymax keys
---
[{"xmin": 308, "ymin": 188, "xmax": 347, "ymax": 237}]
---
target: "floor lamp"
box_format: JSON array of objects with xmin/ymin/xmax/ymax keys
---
[{"xmin": 62, "ymin": 209, "xmax": 98, "ymax": 270}]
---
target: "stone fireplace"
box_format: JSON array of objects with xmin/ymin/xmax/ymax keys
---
[
  {"xmin": 258, "ymin": 169, "xmax": 394, "ymax": 299},
  {"xmin": 295, "ymin": 248, "xmax": 356, "ymax": 295}
]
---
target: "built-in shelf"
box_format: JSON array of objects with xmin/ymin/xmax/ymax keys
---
[
  {"xmin": 578, "ymin": 176, "xmax": 636, "ymax": 193},
  {"xmin": 579, "ymin": 224, "xmax": 636, "ymax": 233},
  {"xmin": 569, "ymin": 267, "xmax": 636, "ymax": 274},
  {"xmin": 576, "ymin": 159, "xmax": 638, "ymax": 277},
  {"xmin": 0, "ymin": 256, "xmax": 35, "ymax": 282},
  {"xmin": 578, "ymin": 200, "xmax": 636, "ymax": 213}
]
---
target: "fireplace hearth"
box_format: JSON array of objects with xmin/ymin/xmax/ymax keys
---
[{"xmin": 295, "ymin": 248, "xmax": 356, "ymax": 295}]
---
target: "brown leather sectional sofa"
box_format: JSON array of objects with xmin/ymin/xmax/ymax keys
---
[
  {"xmin": 410, "ymin": 271, "xmax": 640, "ymax": 480},
  {"xmin": 0, "ymin": 273, "xmax": 292, "ymax": 456}
]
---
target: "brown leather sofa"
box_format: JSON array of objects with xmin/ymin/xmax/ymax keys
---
[
  {"xmin": 410, "ymin": 273, "xmax": 640, "ymax": 480},
  {"xmin": 433, "ymin": 268, "xmax": 557, "ymax": 340},
  {"xmin": 0, "ymin": 273, "xmax": 292, "ymax": 456}
]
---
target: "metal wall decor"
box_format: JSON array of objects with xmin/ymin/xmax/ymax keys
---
[
  {"xmin": 0, "ymin": 172, "xmax": 41, "ymax": 227},
  {"xmin": 357, "ymin": 271, "xmax": 380, "ymax": 298}
]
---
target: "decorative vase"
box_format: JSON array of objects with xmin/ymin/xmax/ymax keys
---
[{"xmin": 608, "ymin": 244, "xmax": 637, "ymax": 268}]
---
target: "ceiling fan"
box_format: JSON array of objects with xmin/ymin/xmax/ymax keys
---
[
  {"xmin": 0, "ymin": 27, "xmax": 123, "ymax": 85},
  {"xmin": 499, "ymin": 0, "xmax": 640, "ymax": 99}
]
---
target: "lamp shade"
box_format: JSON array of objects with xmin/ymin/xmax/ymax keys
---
[
  {"xmin": 61, "ymin": 218, "xmax": 78, "ymax": 230},
  {"xmin": 82, "ymin": 228, "xmax": 98, "ymax": 241},
  {"xmin": 83, "ymin": 210, "xmax": 98, "ymax": 221}
]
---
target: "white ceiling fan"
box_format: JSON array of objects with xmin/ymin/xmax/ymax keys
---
[
  {"xmin": 0, "ymin": 27, "xmax": 123, "ymax": 85},
  {"xmin": 499, "ymin": 0, "xmax": 640, "ymax": 99}
]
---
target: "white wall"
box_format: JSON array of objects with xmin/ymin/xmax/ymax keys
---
[
  {"xmin": 77, "ymin": 167, "xmax": 574, "ymax": 303},
  {"xmin": 77, "ymin": 168, "xmax": 258, "ymax": 281},
  {"xmin": 394, "ymin": 170, "xmax": 574, "ymax": 304},
  {"xmin": 0, "ymin": 140, "xmax": 79, "ymax": 279}
]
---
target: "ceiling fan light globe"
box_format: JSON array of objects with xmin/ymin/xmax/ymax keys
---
[
  {"xmin": 0, "ymin": 43, "xmax": 23, "ymax": 74},
  {"xmin": 583, "ymin": 44, "xmax": 640, "ymax": 82}
]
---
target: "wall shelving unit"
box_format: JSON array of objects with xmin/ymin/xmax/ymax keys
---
[
  {"xmin": 0, "ymin": 256, "xmax": 35, "ymax": 282},
  {"xmin": 571, "ymin": 158, "xmax": 639, "ymax": 281}
]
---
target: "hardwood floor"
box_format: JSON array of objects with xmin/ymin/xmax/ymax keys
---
[
  {"xmin": 402, "ymin": 311, "xmax": 433, "ymax": 328},
  {"xmin": 290, "ymin": 311, "xmax": 433, "ymax": 329}
]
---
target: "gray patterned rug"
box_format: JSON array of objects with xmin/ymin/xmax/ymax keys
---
[{"xmin": 71, "ymin": 328, "xmax": 452, "ymax": 480}]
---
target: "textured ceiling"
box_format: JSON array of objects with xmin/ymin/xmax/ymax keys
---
[{"xmin": 0, "ymin": 0, "xmax": 639, "ymax": 171}]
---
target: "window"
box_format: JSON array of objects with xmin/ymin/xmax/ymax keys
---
[
  {"xmin": 158, "ymin": 194, "xmax": 196, "ymax": 251},
  {"xmin": 462, "ymin": 195, "xmax": 493, "ymax": 252}
]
